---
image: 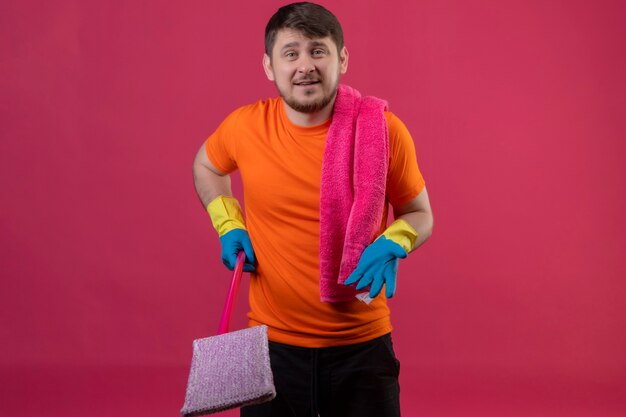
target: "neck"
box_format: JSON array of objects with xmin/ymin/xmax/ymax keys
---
[{"xmin": 282, "ymin": 98, "xmax": 336, "ymax": 127}]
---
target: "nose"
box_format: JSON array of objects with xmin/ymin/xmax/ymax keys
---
[{"xmin": 297, "ymin": 56, "xmax": 315, "ymax": 74}]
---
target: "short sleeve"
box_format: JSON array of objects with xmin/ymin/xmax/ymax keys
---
[
  {"xmin": 204, "ymin": 108, "xmax": 243, "ymax": 174},
  {"xmin": 385, "ymin": 111, "xmax": 426, "ymax": 207}
]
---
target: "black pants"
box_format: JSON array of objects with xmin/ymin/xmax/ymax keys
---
[{"xmin": 241, "ymin": 333, "xmax": 401, "ymax": 417}]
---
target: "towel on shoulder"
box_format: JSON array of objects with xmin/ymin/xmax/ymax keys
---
[{"xmin": 319, "ymin": 84, "xmax": 389, "ymax": 303}]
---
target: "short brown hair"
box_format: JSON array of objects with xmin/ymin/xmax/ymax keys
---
[{"xmin": 264, "ymin": 2, "xmax": 344, "ymax": 57}]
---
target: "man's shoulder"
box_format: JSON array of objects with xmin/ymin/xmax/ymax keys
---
[
  {"xmin": 226, "ymin": 96, "xmax": 282, "ymax": 120},
  {"xmin": 383, "ymin": 110, "xmax": 404, "ymax": 130}
]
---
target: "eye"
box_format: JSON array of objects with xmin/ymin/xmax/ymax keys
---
[
  {"xmin": 285, "ymin": 51, "xmax": 297, "ymax": 59},
  {"xmin": 313, "ymin": 49, "xmax": 326, "ymax": 56}
]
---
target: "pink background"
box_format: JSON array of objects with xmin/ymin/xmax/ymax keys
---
[{"xmin": 2, "ymin": 1, "xmax": 625, "ymax": 416}]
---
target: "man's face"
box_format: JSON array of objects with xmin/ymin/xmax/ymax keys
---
[{"xmin": 263, "ymin": 28, "xmax": 348, "ymax": 114}]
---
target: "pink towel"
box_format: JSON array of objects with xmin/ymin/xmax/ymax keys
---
[{"xmin": 319, "ymin": 84, "xmax": 389, "ymax": 302}]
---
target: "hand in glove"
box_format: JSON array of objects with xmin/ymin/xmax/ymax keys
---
[
  {"xmin": 219, "ymin": 229, "xmax": 256, "ymax": 272},
  {"xmin": 344, "ymin": 220, "xmax": 417, "ymax": 298},
  {"xmin": 207, "ymin": 195, "xmax": 256, "ymax": 272}
]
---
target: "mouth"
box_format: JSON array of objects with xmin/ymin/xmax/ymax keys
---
[{"xmin": 294, "ymin": 80, "xmax": 320, "ymax": 86}]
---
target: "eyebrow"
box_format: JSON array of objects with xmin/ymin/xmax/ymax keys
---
[{"xmin": 280, "ymin": 40, "xmax": 330, "ymax": 51}]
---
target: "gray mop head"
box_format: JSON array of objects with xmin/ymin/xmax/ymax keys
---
[{"xmin": 180, "ymin": 325, "xmax": 276, "ymax": 416}]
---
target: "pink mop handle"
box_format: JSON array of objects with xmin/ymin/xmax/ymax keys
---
[{"xmin": 217, "ymin": 251, "xmax": 246, "ymax": 335}]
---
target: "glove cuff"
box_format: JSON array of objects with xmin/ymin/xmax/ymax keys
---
[
  {"xmin": 206, "ymin": 195, "xmax": 247, "ymax": 237},
  {"xmin": 380, "ymin": 219, "xmax": 418, "ymax": 253}
]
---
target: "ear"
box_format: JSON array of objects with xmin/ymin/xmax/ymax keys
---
[
  {"xmin": 339, "ymin": 46, "xmax": 349, "ymax": 75},
  {"xmin": 262, "ymin": 54, "xmax": 275, "ymax": 81}
]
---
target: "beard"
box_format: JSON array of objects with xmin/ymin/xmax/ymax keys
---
[{"xmin": 277, "ymin": 80, "xmax": 339, "ymax": 113}]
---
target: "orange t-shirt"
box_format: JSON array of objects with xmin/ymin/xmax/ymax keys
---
[{"xmin": 206, "ymin": 96, "xmax": 425, "ymax": 347}]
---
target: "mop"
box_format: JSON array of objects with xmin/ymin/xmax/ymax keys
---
[{"xmin": 181, "ymin": 252, "xmax": 276, "ymax": 416}]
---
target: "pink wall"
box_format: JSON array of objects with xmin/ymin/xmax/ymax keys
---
[{"xmin": 1, "ymin": 1, "xmax": 625, "ymax": 416}]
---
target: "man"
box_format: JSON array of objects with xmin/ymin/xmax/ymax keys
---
[{"xmin": 192, "ymin": 2, "xmax": 433, "ymax": 416}]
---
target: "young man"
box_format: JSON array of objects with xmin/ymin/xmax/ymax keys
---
[{"xmin": 192, "ymin": 2, "xmax": 433, "ymax": 416}]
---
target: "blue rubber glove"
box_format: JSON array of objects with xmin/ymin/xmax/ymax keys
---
[
  {"xmin": 343, "ymin": 236, "xmax": 408, "ymax": 298},
  {"xmin": 219, "ymin": 229, "xmax": 256, "ymax": 272}
]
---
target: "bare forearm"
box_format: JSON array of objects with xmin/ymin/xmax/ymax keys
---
[
  {"xmin": 392, "ymin": 187, "xmax": 434, "ymax": 252},
  {"xmin": 192, "ymin": 147, "xmax": 232, "ymax": 208}
]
